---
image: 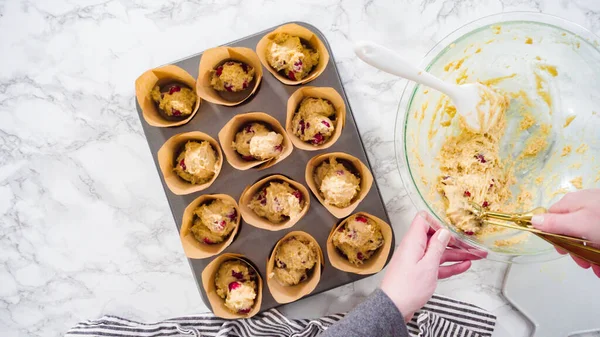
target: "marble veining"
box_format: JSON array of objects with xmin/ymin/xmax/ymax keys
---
[{"xmin": 1, "ymin": 0, "xmax": 599, "ymax": 336}]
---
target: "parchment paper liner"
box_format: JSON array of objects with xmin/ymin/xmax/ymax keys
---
[
  {"xmin": 256, "ymin": 23, "xmax": 330, "ymax": 85},
  {"xmin": 266, "ymin": 231, "xmax": 324, "ymax": 304},
  {"xmin": 196, "ymin": 47, "xmax": 263, "ymax": 106},
  {"xmin": 135, "ymin": 65, "xmax": 201, "ymax": 127},
  {"xmin": 157, "ymin": 131, "xmax": 223, "ymax": 195},
  {"xmin": 180, "ymin": 194, "xmax": 240, "ymax": 259},
  {"xmin": 286, "ymin": 86, "xmax": 347, "ymax": 151},
  {"xmin": 218, "ymin": 112, "xmax": 293, "ymax": 171},
  {"xmin": 327, "ymin": 212, "xmax": 392, "ymax": 275},
  {"xmin": 201, "ymin": 253, "xmax": 263, "ymax": 319},
  {"xmin": 305, "ymin": 152, "xmax": 374, "ymax": 219},
  {"xmin": 239, "ymin": 174, "xmax": 310, "ymax": 231}
]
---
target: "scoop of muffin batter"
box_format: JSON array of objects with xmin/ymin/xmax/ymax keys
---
[
  {"xmin": 298, "ymin": 97, "xmax": 336, "ymax": 117},
  {"xmin": 314, "ymin": 158, "xmax": 361, "ymax": 208},
  {"xmin": 214, "ymin": 260, "xmax": 257, "ymax": 314},
  {"xmin": 248, "ymin": 181, "xmax": 304, "ymax": 224},
  {"xmin": 190, "ymin": 199, "xmax": 237, "ymax": 245},
  {"xmin": 210, "ymin": 61, "xmax": 255, "ymax": 92},
  {"xmin": 266, "ymin": 33, "xmax": 320, "ymax": 81},
  {"xmin": 151, "ymin": 84, "xmax": 197, "ymax": 117},
  {"xmin": 273, "ymin": 236, "xmax": 318, "ymax": 286},
  {"xmin": 232, "ymin": 123, "xmax": 284, "ymax": 161},
  {"xmin": 292, "ymin": 98, "xmax": 336, "ymax": 145},
  {"xmin": 173, "ymin": 141, "xmax": 218, "ymax": 184},
  {"xmin": 332, "ymin": 214, "xmax": 384, "ymax": 265}
]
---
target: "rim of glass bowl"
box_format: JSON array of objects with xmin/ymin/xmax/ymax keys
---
[{"xmin": 394, "ymin": 11, "xmax": 600, "ymax": 264}]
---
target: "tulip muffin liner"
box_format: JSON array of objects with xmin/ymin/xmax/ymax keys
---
[
  {"xmin": 327, "ymin": 212, "xmax": 393, "ymax": 275},
  {"xmin": 238, "ymin": 174, "xmax": 310, "ymax": 231},
  {"xmin": 180, "ymin": 194, "xmax": 241, "ymax": 259},
  {"xmin": 196, "ymin": 46, "xmax": 263, "ymax": 106},
  {"xmin": 135, "ymin": 65, "xmax": 201, "ymax": 127},
  {"xmin": 305, "ymin": 152, "xmax": 374, "ymax": 218},
  {"xmin": 157, "ymin": 131, "xmax": 223, "ymax": 195},
  {"xmin": 218, "ymin": 112, "xmax": 293, "ymax": 171},
  {"xmin": 266, "ymin": 231, "xmax": 324, "ymax": 304},
  {"xmin": 201, "ymin": 253, "xmax": 263, "ymax": 319},
  {"xmin": 256, "ymin": 23, "xmax": 330, "ymax": 85},
  {"xmin": 286, "ymin": 86, "xmax": 347, "ymax": 151}
]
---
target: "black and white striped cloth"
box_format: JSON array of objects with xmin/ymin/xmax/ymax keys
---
[
  {"xmin": 66, "ymin": 294, "xmax": 496, "ymax": 337},
  {"xmin": 409, "ymin": 294, "xmax": 497, "ymax": 337}
]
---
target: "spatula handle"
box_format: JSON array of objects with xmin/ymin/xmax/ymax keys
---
[{"xmin": 353, "ymin": 41, "xmax": 459, "ymax": 98}]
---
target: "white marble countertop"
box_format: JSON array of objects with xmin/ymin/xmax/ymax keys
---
[{"xmin": 1, "ymin": 1, "xmax": 599, "ymax": 336}]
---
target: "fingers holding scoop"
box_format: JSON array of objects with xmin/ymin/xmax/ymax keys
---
[{"xmin": 570, "ymin": 255, "xmax": 592, "ymax": 269}]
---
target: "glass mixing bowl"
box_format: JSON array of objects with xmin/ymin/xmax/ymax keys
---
[{"xmin": 395, "ymin": 12, "xmax": 600, "ymax": 263}]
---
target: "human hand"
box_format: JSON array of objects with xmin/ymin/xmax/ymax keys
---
[
  {"xmin": 380, "ymin": 211, "xmax": 483, "ymax": 322},
  {"xmin": 531, "ymin": 189, "xmax": 600, "ymax": 278}
]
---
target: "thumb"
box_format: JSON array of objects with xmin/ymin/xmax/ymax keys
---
[
  {"xmin": 422, "ymin": 228, "xmax": 451, "ymax": 264},
  {"xmin": 531, "ymin": 211, "xmax": 592, "ymax": 240}
]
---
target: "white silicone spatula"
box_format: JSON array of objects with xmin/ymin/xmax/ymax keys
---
[{"xmin": 354, "ymin": 41, "xmax": 504, "ymax": 133}]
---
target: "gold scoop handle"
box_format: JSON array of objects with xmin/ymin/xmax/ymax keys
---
[
  {"xmin": 483, "ymin": 206, "xmax": 547, "ymax": 224},
  {"xmin": 538, "ymin": 234, "xmax": 600, "ymax": 266},
  {"xmin": 483, "ymin": 206, "xmax": 594, "ymax": 244},
  {"xmin": 484, "ymin": 219, "xmax": 600, "ymax": 265},
  {"xmin": 475, "ymin": 204, "xmax": 600, "ymax": 263},
  {"xmin": 484, "ymin": 219, "xmax": 593, "ymax": 244}
]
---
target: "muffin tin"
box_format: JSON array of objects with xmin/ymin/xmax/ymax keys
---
[{"xmin": 134, "ymin": 22, "xmax": 394, "ymax": 314}]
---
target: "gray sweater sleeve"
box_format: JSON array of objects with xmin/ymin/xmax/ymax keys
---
[{"xmin": 318, "ymin": 288, "xmax": 409, "ymax": 337}]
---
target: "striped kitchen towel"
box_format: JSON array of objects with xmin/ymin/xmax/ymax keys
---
[
  {"xmin": 409, "ymin": 294, "xmax": 497, "ymax": 337},
  {"xmin": 66, "ymin": 294, "xmax": 496, "ymax": 337}
]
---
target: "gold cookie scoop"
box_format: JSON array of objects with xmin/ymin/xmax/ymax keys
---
[{"xmin": 470, "ymin": 203, "xmax": 600, "ymax": 265}]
